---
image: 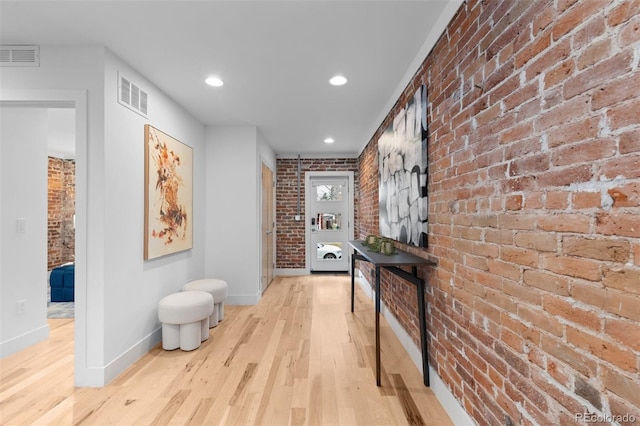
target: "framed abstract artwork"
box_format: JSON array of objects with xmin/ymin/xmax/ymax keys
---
[
  {"xmin": 378, "ymin": 84, "xmax": 428, "ymax": 247},
  {"xmin": 144, "ymin": 124, "xmax": 193, "ymax": 260}
]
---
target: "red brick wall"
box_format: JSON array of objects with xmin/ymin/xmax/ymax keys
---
[
  {"xmin": 358, "ymin": 0, "xmax": 640, "ymax": 424},
  {"xmin": 47, "ymin": 157, "xmax": 75, "ymax": 269},
  {"xmin": 276, "ymin": 157, "xmax": 358, "ymax": 269}
]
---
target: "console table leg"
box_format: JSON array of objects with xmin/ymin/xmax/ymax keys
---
[
  {"xmin": 417, "ymin": 279, "xmax": 429, "ymax": 386},
  {"xmin": 351, "ymin": 250, "xmax": 356, "ymax": 313},
  {"xmin": 375, "ymin": 265, "xmax": 381, "ymax": 386}
]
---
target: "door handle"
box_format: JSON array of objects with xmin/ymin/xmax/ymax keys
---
[{"xmin": 266, "ymin": 231, "xmax": 273, "ymax": 235}]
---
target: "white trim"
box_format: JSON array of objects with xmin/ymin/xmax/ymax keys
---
[
  {"xmin": 0, "ymin": 325, "xmax": 49, "ymax": 358},
  {"xmin": 0, "ymin": 89, "xmax": 89, "ymax": 386},
  {"xmin": 355, "ymin": 270, "xmax": 475, "ymax": 426},
  {"xmin": 103, "ymin": 328, "xmax": 162, "ymax": 385},
  {"xmin": 305, "ymin": 171, "xmax": 355, "ymax": 273},
  {"xmin": 428, "ymin": 366, "xmax": 477, "ymax": 426},
  {"xmin": 227, "ymin": 291, "xmax": 261, "ymax": 306},
  {"xmin": 275, "ymin": 268, "xmax": 309, "ymax": 276}
]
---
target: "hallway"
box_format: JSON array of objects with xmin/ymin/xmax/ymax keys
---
[{"xmin": 0, "ymin": 275, "xmax": 451, "ymax": 425}]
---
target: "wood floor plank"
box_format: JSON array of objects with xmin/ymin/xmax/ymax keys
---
[
  {"xmin": 29, "ymin": 393, "xmax": 74, "ymax": 426},
  {"xmin": 392, "ymin": 374, "xmax": 426, "ymax": 426},
  {"xmin": 289, "ymin": 407, "xmax": 306, "ymax": 426},
  {"xmin": 184, "ymin": 397, "xmax": 214, "ymax": 425},
  {"xmin": 0, "ymin": 275, "xmax": 453, "ymax": 425},
  {"xmin": 151, "ymin": 389, "xmax": 192, "ymax": 425}
]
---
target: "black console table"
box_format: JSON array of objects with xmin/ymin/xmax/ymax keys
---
[{"xmin": 349, "ymin": 240, "xmax": 436, "ymax": 387}]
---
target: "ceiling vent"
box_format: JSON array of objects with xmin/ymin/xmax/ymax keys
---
[
  {"xmin": 0, "ymin": 45, "xmax": 40, "ymax": 67},
  {"xmin": 118, "ymin": 72, "xmax": 148, "ymax": 118}
]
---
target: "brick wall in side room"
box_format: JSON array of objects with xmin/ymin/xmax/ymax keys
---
[
  {"xmin": 357, "ymin": 0, "xmax": 640, "ymax": 424},
  {"xmin": 47, "ymin": 157, "xmax": 75, "ymax": 269},
  {"xmin": 276, "ymin": 158, "xmax": 358, "ymax": 269}
]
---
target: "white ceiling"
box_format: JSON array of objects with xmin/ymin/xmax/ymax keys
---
[{"xmin": 0, "ymin": 0, "xmax": 461, "ymax": 156}]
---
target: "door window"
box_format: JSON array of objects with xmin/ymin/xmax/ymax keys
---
[
  {"xmin": 316, "ymin": 183, "xmax": 344, "ymax": 202},
  {"xmin": 316, "ymin": 242, "xmax": 343, "ymax": 260},
  {"xmin": 315, "ymin": 213, "xmax": 342, "ymax": 230}
]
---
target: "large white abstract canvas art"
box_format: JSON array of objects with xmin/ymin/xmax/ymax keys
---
[{"xmin": 378, "ymin": 84, "xmax": 428, "ymax": 247}]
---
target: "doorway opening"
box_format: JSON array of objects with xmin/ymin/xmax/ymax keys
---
[
  {"xmin": 1, "ymin": 89, "xmax": 88, "ymax": 385},
  {"xmin": 47, "ymin": 107, "xmax": 76, "ymax": 319}
]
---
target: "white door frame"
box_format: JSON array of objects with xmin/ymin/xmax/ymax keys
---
[
  {"xmin": 304, "ymin": 171, "xmax": 354, "ymax": 274},
  {"xmin": 1, "ymin": 89, "xmax": 89, "ymax": 386},
  {"xmin": 260, "ymin": 160, "xmax": 275, "ymax": 293}
]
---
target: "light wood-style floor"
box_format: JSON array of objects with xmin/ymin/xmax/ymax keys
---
[{"xmin": 0, "ymin": 275, "xmax": 452, "ymax": 425}]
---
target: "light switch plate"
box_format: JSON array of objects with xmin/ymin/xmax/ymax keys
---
[{"xmin": 16, "ymin": 218, "xmax": 27, "ymax": 233}]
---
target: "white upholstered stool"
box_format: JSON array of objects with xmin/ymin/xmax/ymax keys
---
[
  {"xmin": 158, "ymin": 291, "xmax": 213, "ymax": 351},
  {"xmin": 182, "ymin": 279, "xmax": 228, "ymax": 327}
]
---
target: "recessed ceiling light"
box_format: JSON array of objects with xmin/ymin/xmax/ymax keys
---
[
  {"xmin": 205, "ymin": 76, "xmax": 224, "ymax": 87},
  {"xmin": 329, "ymin": 75, "xmax": 347, "ymax": 86},
  {"xmin": 324, "ymin": 137, "xmax": 335, "ymax": 144}
]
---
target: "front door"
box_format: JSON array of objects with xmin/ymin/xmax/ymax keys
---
[{"xmin": 309, "ymin": 175, "xmax": 351, "ymax": 272}]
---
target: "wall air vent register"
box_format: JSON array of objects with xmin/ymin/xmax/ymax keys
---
[
  {"xmin": 118, "ymin": 72, "xmax": 148, "ymax": 118},
  {"xmin": 0, "ymin": 45, "xmax": 40, "ymax": 67}
]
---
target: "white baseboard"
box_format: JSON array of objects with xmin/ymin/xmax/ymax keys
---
[
  {"xmin": 102, "ymin": 327, "xmax": 162, "ymax": 386},
  {"xmin": 275, "ymin": 268, "xmax": 309, "ymax": 276},
  {"xmin": 74, "ymin": 327, "xmax": 162, "ymax": 387},
  {"xmin": 0, "ymin": 324, "xmax": 49, "ymax": 358},
  {"xmin": 74, "ymin": 366, "xmax": 108, "ymax": 388},
  {"xmin": 428, "ymin": 366, "xmax": 476, "ymax": 426},
  {"xmin": 82, "ymin": 288, "xmax": 259, "ymax": 387},
  {"xmin": 227, "ymin": 292, "xmax": 261, "ymax": 305},
  {"xmin": 355, "ymin": 272, "xmax": 475, "ymax": 426}
]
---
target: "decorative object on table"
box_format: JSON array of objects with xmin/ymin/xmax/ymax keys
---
[
  {"xmin": 363, "ymin": 235, "xmax": 397, "ymax": 255},
  {"xmin": 378, "ymin": 84, "xmax": 428, "ymax": 248},
  {"xmin": 144, "ymin": 124, "xmax": 193, "ymax": 260},
  {"xmin": 363, "ymin": 234, "xmax": 380, "ymax": 251},
  {"xmin": 380, "ymin": 239, "xmax": 397, "ymax": 255}
]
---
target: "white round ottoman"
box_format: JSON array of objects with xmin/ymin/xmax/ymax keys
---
[
  {"xmin": 183, "ymin": 279, "xmax": 228, "ymax": 327},
  {"xmin": 158, "ymin": 291, "xmax": 213, "ymax": 351}
]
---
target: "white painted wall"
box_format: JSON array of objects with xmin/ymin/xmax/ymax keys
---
[
  {"xmin": 0, "ymin": 108, "xmax": 49, "ymax": 357},
  {"xmin": 100, "ymin": 50, "xmax": 206, "ymax": 379},
  {"xmin": 0, "ymin": 44, "xmax": 275, "ymax": 385},
  {"xmin": 0, "ymin": 46, "xmax": 206, "ymax": 386},
  {"xmin": 257, "ymin": 129, "xmax": 277, "ymax": 173},
  {"xmin": 205, "ymin": 126, "xmax": 274, "ymax": 304},
  {"xmin": 0, "ymin": 46, "xmax": 105, "ymax": 384},
  {"xmin": 47, "ymin": 108, "xmax": 76, "ymax": 159}
]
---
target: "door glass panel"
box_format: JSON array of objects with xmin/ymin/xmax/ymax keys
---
[
  {"xmin": 315, "ymin": 213, "xmax": 341, "ymax": 230},
  {"xmin": 316, "ymin": 242, "xmax": 343, "ymax": 260},
  {"xmin": 316, "ymin": 184, "xmax": 343, "ymax": 201}
]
